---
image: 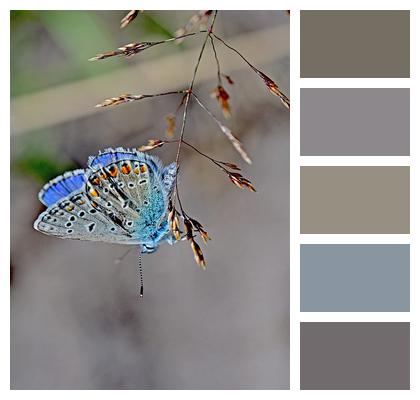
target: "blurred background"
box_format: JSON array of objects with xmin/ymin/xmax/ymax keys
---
[{"xmin": 10, "ymin": 10, "xmax": 289, "ymax": 389}]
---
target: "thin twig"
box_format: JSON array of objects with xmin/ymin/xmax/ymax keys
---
[
  {"xmin": 175, "ymin": 93, "xmax": 188, "ymax": 114},
  {"xmin": 211, "ymin": 31, "xmax": 290, "ymax": 109},
  {"xmin": 175, "ymin": 14, "xmax": 219, "ymax": 166},
  {"xmin": 181, "ymin": 141, "xmax": 232, "ymax": 172},
  {"xmin": 209, "ymin": 34, "xmax": 222, "ymax": 85},
  {"xmin": 174, "ymin": 11, "xmax": 219, "ymax": 215},
  {"xmin": 164, "ymin": 30, "xmax": 207, "ymax": 44},
  {"xmin": 89, "ymin": 30, "xmax": 208, "ymax": 61},
  {"xmin": 140, "ymin": 138, "xmax": 255, "ymax": 193},
  {"xmin": 211, "ymin": 32, "xmax": 256, "ymax": 70},
  {"xmin": 191, "ymin": 92, "xmax": 252, "ymax": 164},
  {"xmin": 149, "ymin": 138, "xmax": 237, "ymax": 171}
]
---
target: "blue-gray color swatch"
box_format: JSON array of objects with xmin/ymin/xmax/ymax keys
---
[{"xmin": 300, "ymin": 244, "xmax": 410, "ymax": 312}]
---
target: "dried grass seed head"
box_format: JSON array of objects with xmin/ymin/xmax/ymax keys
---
[
  {"xmin": 211, "ymin": 85, "xmax": 231, "ymax": 119},
  {"xmin": 165, "ymin": 114, "xmax": 176, "ymax": 138},
  {"xmin": 138, "ymin": 139, "xmax": 166, "ymax": 152},
  {"xmin": 174, "ymin": 10, "xmax": 213, "ymax": 44},
  {"xmin": 89, "ymin": 42, "xmax": 156, "ymax": 61},
  {"xmin": 191, "ymin": 239, "xmax": 206, "ymax": 269},
  {"xmin": 120, "ymin": 10, "xmax": 140, "ymax": 28},
  {"xmin": 254, "ymin": 69, "xmax": 290, "ymax": 109},
  {"xmin": 95, "ymin": 94, "xmax": 143, "ymax": 108}
]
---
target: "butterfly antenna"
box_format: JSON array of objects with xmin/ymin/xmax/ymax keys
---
[{"xmin": 138, "ymin": 250, "xmax": 144, "ymax": 298}]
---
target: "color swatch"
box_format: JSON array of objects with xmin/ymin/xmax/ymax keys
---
[
  {"xmin": 300, "ymin": 166, "xmax": 410, "ymax": 234},
  {"xmin": 300, "ymin": 88, "xmax": 410, "ymax": 156},
  {"xmin": 300, "ymin": 10, "xmax": 410, "ymax": 78},
  {"xmin": 299, "ymin": 8, "xmax": 411, "ymax": 391},
  {"xmin": 300, "ymin": 244, "xmax": 410, "ymax": 312},
  {"xmin": 300, "ymin": 322, "xmax": 410, "ymax": 389}
]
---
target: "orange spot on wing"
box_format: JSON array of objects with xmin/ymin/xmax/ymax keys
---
[
  {"xmin": 108, "ymin": 165, "xmax": 118, "ymax": 177},
  {"xmin": 90, "ymin": 189, "xmax": 99, "ymax": 197},
  {"xmin": 140, "ymin": 164, "xmax": 147, "ymax": 173},
  {"xmin": 100, "ymin": 171, "xmax": 108, "ymax": 180},
  {"xmin": 90, "ymin": 176, "xmax": 101, "ymax": 185},
  {"xmin": 121, "ymin": 163, "xmax": 132, "ymax": 174}
]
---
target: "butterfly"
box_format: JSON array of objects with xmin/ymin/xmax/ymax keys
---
[{"xmin": 33, "ymin": 147, "xmax": 178, "ymax": 297}]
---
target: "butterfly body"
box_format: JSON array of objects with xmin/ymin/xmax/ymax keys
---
[{"xmin": 34, "ymin": 148, "xmax": 177, "ymax": 254}]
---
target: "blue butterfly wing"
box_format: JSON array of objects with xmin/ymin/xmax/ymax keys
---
[
  {"xmin": 34, "ymin": 190, "xmax": 135, "ymax": 243},
  {"xmin": 88, "ymin": 147, "xmax": 160, "ymax": 172},
  {"xmin": 39, "ymin": 169, "xmax": 86, "ymax": 206},
  {"xmin": 85, "ymin": 151, "xmax": 173, "ymax": 245},
  {"xmin": 161, "ymin": 162, "xmax": 177, "ymax": 196},
  {"xmin": 35, "ymin": 149, "xmax": 177, "ymax": 251}
]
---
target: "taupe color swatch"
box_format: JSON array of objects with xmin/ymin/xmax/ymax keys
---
[
  {"xmin": 300, "ymin": 322, "xmax": 410, "ymax": 390},
  {"xmin": 300, "ymin": 10, "xmax": 410, "ymax": 78},
  {"xmin": 300, "ymin": 88, "xmax": 410, "ymax": 156},
  {"xmin": 300, "ymin": 166, "xmax": 410, "ymax": 234}
]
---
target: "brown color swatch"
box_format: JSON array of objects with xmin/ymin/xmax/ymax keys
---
[
  {"xmin": 300, "ymin": 10, "xmax": 410, "ymax": 78},
  {"xmin": 300, "ymin": 166, "xmax": 410, "ymax": 234}
]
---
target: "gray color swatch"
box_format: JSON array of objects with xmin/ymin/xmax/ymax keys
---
[
  {"xmin": 300, "ymin": 322, "xmax": 410, "ymax": 389},
  {"xmin": 300, "ymin": 10, "xmax": 410, "ymax": 78},
  {"xmin": 300, "ymin": 166, "xmax": 410, "ymax": 234},
  {"xmin": 300, "ymin": 244, "xmax": 410, "ymax": 312},
  {"xmin": 300, "ymin": 88, "xmax": 410, "ymax": 156}
]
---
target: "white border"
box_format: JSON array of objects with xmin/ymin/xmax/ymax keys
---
[
  {"xmin": 289, "ymin": 6, "xmax": 300, "ymax": 392},
  {"xmin": 3, "ymin": 0, "xmax": 419, "ymax": 398},
  {"xmin": 296, "ymin": 2, "xmax": 418, "ymax": 398}
]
